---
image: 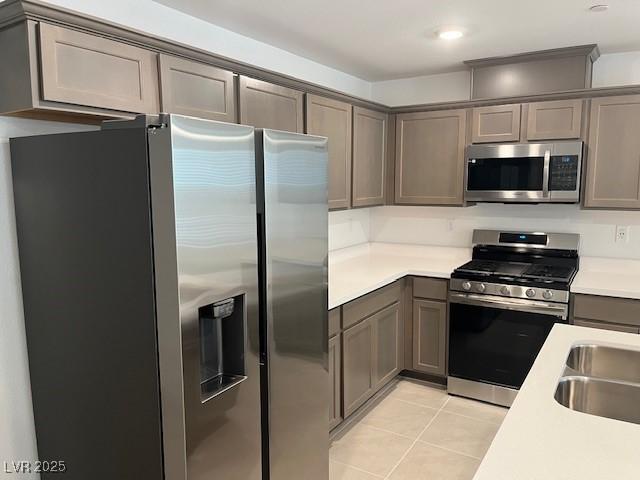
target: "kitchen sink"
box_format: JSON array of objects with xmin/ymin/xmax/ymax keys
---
[
  {"xmin": 567, "ymin": 344, "xmax": 640, "ymax": 384},
  {"xmin": 555, "ymin": 376, "xmax": 640, "ymax": 425}
]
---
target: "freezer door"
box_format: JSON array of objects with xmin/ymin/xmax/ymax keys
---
[
  {"xmin": 149, "ymin": 115, "xmax": 262, "ymax": 480},
  {"xmin": 259, "ymin": 129, "xmax": 329, "ymax": 480}
]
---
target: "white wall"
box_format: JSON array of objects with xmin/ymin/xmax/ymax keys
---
[
  {"xmin": 328, "ymin": 209, "xmax": 370, "ymax": 251},
  {"xmin": 592, "ymin": 51, "xmax": 640, "ymax": 88},
  {"xmin": 0, "ymin": 118, "xmax": 95, "ymax": 478},
  {"xmin": 369, "ymin": 205, "xmax": 640, "ymax": 259},
  {"xmin": 371, "ymin": 71, "xmax": 472, "ymax": 106}
]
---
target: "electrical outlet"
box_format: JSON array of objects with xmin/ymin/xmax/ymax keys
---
[{"xmin": 615, "ymin": 225, "xmax": 630, "ymax": 243}]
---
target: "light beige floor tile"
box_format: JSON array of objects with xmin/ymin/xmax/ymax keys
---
[
  {"xmin": 330, "ymin": 461, "xmax": 383, "ymax": 480},
  {"xmin": 360, "ymin": 396, "xmax": 438, "ymax": 439},
  {"xmin": 330, "ymin": 423, "xmax": 413, "ymax": 477},
  {"xmin": 388, "ymin": 442, "xmax": 480, "ymax": 480},
  {"xmin": 443, "ymin": 395, "xmax": 508, "ymax": 424},
  {"xmin": 419, "ymin": 411, "xmax": 500, "ymax": 458},
  {"xmin": 386, "ymin": 380, "xmax": 448, "ymax": 409}
]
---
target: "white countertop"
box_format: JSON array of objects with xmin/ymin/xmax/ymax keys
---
[
  {"xmin": 474, "ymin": 324, "xmax": 640, "ymax": 480},
  {"xmin": 572, "ymin": 256, "xmax": 640, "ymax": 300},
  {"xmin": 328, "ymin": 242, "xmax": 640, "ymax": 309},
  {"xmin": 328, "ymin": 242, "xmax": 471, "ymax": 309}
]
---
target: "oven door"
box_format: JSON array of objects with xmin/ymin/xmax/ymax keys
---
[{"xmin": 448, "ymin": 292, "xmax": 568, "ymax": 389}]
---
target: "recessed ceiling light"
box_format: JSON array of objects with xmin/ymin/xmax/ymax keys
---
[
  {"xmin": 438, "ymin": 29, "xmax": 464, "ymax": 40},
  {"xmin": 589, "ymin": 4, "xmax": 609, "ymax": 12}
]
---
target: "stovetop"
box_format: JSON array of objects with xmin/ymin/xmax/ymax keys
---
[{"xmin": 454, "ymin": 260, "xmax": 577, "ymax": 284}]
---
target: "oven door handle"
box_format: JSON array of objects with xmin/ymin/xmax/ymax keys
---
[{"xmin": 449, "ymin": 292, "xmax": 568, "ymax": 319}]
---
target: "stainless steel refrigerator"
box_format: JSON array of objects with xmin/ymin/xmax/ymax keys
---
[{"xmin": 10, "ymin": 114, "xmax": 329, "ymax": 480}]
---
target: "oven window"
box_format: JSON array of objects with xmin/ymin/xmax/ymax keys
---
[
  {"xmin": 449, "ymin": 302, "xmax": 562, "ymax": 388},
  {"xmin": 467, "ymin": 157, "xmax": 544, "ymax": 191}
]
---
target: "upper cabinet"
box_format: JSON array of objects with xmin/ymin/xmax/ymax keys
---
[
  {"xmin": 352, "ymin": 107, "xmax": 388, "ymax": 207},
  {"xmin": 306, "ymin": 95, "xmax": 353, "ymax": 210},
  {"xmin": 395, "ymin": 109, "xmax": 466, "ymax": 205},
  {"xmin": 471, "ymin": 104, "xmax": 521, "ymax": 143},
  {"xmin": 585, "ymin": 95, "xmax": 640, "ymax": 209},
  {"xmin": 238, "ymin": 76, "xmax": 304, "ymax": 132},
  {"xmin": 525, "ymin": 99, "xmax": 583, "ymax": 141},
  {"xmin": 159, "ymin": 55, "xmax": 236, "ymax": 122},
  {"xmin": 0, "ymin": 21, "xmax": 160, "ymax": 118}
]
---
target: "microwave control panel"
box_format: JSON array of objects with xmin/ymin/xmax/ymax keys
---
[{"xmin": 549, "ymin": 155, "xmax": 578, "ymax": 191}]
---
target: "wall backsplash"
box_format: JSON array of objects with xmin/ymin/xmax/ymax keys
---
[
  {"xmin": 328, "ymin": 208, "xmax": 371, "ymax": 251},
  {"xmin": 368, "ymin": 205, "xmax": 640, "ymax": 259}
]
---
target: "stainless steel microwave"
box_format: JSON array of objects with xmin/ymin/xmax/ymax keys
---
[{"xmin": 464, "ymin": 141, "xmax": 583, "ymax": 203}]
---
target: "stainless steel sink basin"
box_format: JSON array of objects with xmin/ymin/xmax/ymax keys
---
[
  {"xmin": 555, "ymin": 376, "xmax": 640, "ymax": 425},
  {"xmin": 567, "ymin": 344, "xmax": 640, "ymax": 384}
]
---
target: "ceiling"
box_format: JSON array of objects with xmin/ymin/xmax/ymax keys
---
[{"xmin": 155, "ymin": 0, "xmax": 640, "ymax": 81}]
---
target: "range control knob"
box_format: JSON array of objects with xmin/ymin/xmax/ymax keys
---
[
  {"xmin": 500, "ymin": 286, "xmax": 510, "ymax": 296},
  {"xmin": 542, "ymin": 290, "xmax": 553, "ymax": 300},
  {"xmin": 476, "ymin": 283, "xmax": 486, "ymax": 293},
  {"xmin": 525, "ymin": 288, "xmax": 536, "ymax": 298},
  {"xmin": 462, "ymin": 281, "xmax": 472, "ymax": 291}
]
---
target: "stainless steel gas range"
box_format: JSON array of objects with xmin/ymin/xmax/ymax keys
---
[{"xmin": 448, "ymin": 229, "xmax": 580, "ymax": 407}]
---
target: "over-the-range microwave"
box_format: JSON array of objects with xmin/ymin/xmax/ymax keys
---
[{"xmin": 464, "ymin": 141, "xmax": 583, "ymax": 203}]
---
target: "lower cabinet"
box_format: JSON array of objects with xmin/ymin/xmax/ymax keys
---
[
  {"xmin": 412, "ymin": 299, "xmax": 447, "ymax": 376},
  {"xmin": 328, "ymin": 334, "xmax": 342, "ymax": 430},
  {"xmin": 571, "ymin": 293, "xmax": 640, "ymax": 334},
  {"xmin": 342, "ymin": 298, "xmax": 402, "ymax": 418}
]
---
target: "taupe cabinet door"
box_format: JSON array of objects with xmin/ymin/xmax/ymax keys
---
[
  {"xmin": 471, "ymin": 104, "xmax": 521, "ymax": 143},
  {"xmin": 343, "ymin": 317, "xmax": 374, "ymax": 417},
  {"xmin": 585, "ymin": 95, "xmax": 640, "ymax": 209},
  {"xmin": 352, "ymin": 107, "xmax": 388, "ymax": 207},
  {"xmin": 412, "ymin": 299, "xmax": 447, "ymax": 376},
  {"xmin": 159, "ymin": 55, "xmax": 236, "ymax": 122},
  {"xmin": 573, "ymin": 319, "xmax": 640, "ymax": 334},
  {"xmin": 239, "ymin": 76, "xmax": 304, "ymax": 132},
  {"xmin": 328, "ymin": 334, "xmax": 343, "ymax": 430},
  {"xmin": 372, "ymin": 302, "xmax": 402, "ymax": 390},
  {"xmin": 306, "ymin": 94, "xmax": 353, "ymax": 210},
  {"xmin": 395, "ymin": 110, "xmax": 466, "ymax": 205},
  {"xmin": 526, "ymin": 99, "xmax": 583, "ymax": 140},
  {"xmin": 38, "ymin": 23, "xmax": 159, "ymax": 113}
]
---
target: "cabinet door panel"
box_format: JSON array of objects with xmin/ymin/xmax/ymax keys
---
[
  {"xmin": 412, "ymin": 299, "xmax": 447, "ymax": 376},
  {"xmin": 372, "ymin": 302, "xmax": 401, "ymax": 390},
  {"xmin": 38, "ymin": 23, "xmax": 159, "ymax": 113},
  {"xmin": 329, "ymin": 334, "xmax": 343, "ymax": 430},
  {"xmin": 306, "ymin": 94, "xmax": 352, "ymax": 210},
  {"xmin": 526, "ymin": 99, "xmax": 582, "ymax": 140},
  {"xmin": 352, "ymin": 107, "xmax": 387, "ymax": 207},
  {"xmin": 159, "ymin": 55, "xmax": 236, "ymax": 122},
  {"xmin": 585, "ymin": 95, "xmax": 640, "ymax": 209},
  {"xmin": 573, "ymin": 319, "xmax": 639, "ymax": 334},
  {"xmin": 239, "ymin": 76, "xmax": 303, "ymax": 132},
  {"xmin": 395, "ymin": 110, "xmax": 466, "ymax": 205},
  {"xmin": 343, "ymin": 318, "xmax": 374, "ymax": 417},
  {"xmin": 472, "ymin": 104, "xmax": 521, "ymax": 143}
]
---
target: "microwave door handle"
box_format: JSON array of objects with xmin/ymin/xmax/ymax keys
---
[{"xmin": 542, "ymin": 150, "xmax": 551, "ymax": 197}]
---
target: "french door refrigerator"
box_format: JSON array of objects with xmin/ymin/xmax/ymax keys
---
[{"xmin": 10, "ymin": 114, "xmax": 329, "ymax": 480}]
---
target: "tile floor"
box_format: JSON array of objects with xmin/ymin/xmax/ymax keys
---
[{"xmin": 330, "ymin": 379, "xmax": 508, "ymax": 480}]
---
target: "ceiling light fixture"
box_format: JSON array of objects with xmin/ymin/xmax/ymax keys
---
[
  {"xmin": 589, "ymin": 4, "xmax": 609, "ymax": 12},
  {"xmin": 438, "ymin": 28, "xmax": 464, "ymax": 40}
]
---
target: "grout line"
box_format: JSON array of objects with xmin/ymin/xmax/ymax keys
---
[
  {"xmin": 330, "ymin": 458, "xmax": 386, "ymax": 478},
  {"xmin": 383, "ymin": 396, "xmax": 452, "ymax": 479},
  {"xmin": 357, "ymin": 423, "xmax": 422, "ymax": 442},
  {"xmin": 415, "ymin": 439, "xmax": 484, "ymax": 461},
  {"xmin": 385, "ymin": 395, "xmax": 445, "ymax": 411},
  {"xmin": 436, "ymin": 408, "xmax": 506, "ymax": 425}
]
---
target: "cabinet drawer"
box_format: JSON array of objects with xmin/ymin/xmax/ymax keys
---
[
  {"xmin": 329, "ymin": 308, "xmax": 341, "ymax": 338},
  {"xmin": 343, "ymin": 281, "xmax": 402, "ymax": 329},
  {"xmin": 573, "ymin": 318, "xmax": 640, "ymax": 334},
  {"xmin": 412, "ymin": 277, "xmax": 447, "ymax": 301},
  {"xmin": 38, "ymin": 23, "xmax": 159, "ymax": 113},
  {"xmin": 573, "ymin": 294, "xmax": 640, "ymax": 327}
]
